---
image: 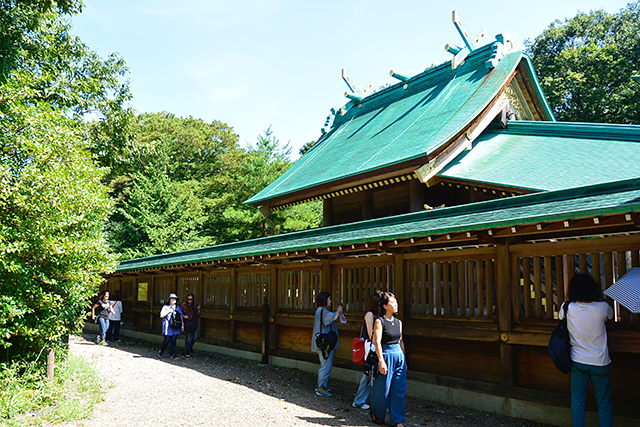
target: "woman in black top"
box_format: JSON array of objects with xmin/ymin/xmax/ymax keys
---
[
  {"xmin": 91, "ymin": 291, "xmax": 110, "ymax": 345},
  {"xmin": 370, "ymin": 291, "xmax": 407, "ymax": 427}
]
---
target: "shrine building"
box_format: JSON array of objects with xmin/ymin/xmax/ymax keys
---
[{"xmin": 103, "ymin": 13, "xmax": 640, "ymax": 426}]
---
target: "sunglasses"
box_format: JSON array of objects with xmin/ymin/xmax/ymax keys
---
[{"xmin": 187, "ymin": 298, "xmax": 194, "ymax": 301}]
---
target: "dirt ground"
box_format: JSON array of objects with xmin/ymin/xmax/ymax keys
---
[{"xmin": 61, "ymin": 334, "xmax": 552, "ymax": 426}]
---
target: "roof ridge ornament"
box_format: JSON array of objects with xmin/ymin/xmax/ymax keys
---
[
  {"xmin": 486, "ymin": 33, "xmax": 515, "ymax": 69},
  {"xmin": 446, "ymin": 10, "xmax": 487, "ymax": 69}
]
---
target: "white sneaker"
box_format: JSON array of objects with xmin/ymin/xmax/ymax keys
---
[{"xmin": 352, "ymin": 403, "xmax": 370, "ymax": 410}]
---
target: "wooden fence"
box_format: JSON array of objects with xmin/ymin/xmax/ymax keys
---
[{"xmin": 104, "ymin": 233, "xmax": 640, "ymax": 416}]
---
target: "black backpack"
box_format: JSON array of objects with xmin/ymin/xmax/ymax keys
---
[
  {"xmin": 169, "ymin": 308, "xmax": 183, "ymax": 330},
  {"xmin": 548, "ymin": 301, "xmax": 572, "ymax": 374}
]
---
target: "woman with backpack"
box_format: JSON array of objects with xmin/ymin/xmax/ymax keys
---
[
  {"xmin": 351, "ymin": 292, "xmax": 380, "ymax": 410},
  {"xmin": 311, "ymin": 291, "xmax": 343, "ymax": 396},
  {"xmin": 158, "ymin": 293, "xmax": 184, "ymax": 359},
  {"xmin": 559, "ymin": 273, "xmax": 613, "ymax": 427},
  {"xmin": 370, "ymin": 291, "xmax": 407, "ymax": 427}
]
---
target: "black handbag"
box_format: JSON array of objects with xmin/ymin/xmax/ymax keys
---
[
  {"xmin": 548, "ymin": 301, "xmax": 572, "ymax": 374},
  {"xmin": 315, "ymin": 308, "xmax": 338, "ymax": 359}
]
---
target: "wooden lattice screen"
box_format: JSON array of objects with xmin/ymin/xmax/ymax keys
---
[
  {"xmin": 334, "ymin": 259, "xmax": 395, "ymax": 314},
  {"xmin": 511, "ymin": 236, "xmax": 640, "ymax": 324},
  {"xmin": 178, "ymin": 275, "xmax": 200, "ymax": 302},
  {"xmin": 154, "ymin": 276, "xmax": 174, "ymax": 304},
  {"xmin": 406, "ymin": 248, "xmax": 496, "ymax": 318},
  {"xmin": 204, "ymin": 272, "xmax": 231, "ymax": 307},
  {"xmin": 237, "ymin": 270, "xmax": 270, "ymax": 308},
  {"xmin": 278, "ymin": 267, "xmax": 323, "ymax": 310}
]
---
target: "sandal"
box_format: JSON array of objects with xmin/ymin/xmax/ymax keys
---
[{"xmin": 369, "ymin": 410, "xmax": 385, "ymax": 425}]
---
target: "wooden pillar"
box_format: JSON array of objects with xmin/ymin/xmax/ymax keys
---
[
  {"xmin": 46, "ymin": 348, "xmax": 55, "ymax": 383},
  {"xmin": 496, "ymin": 244, "xmax": 514, "ymax": 386},
  {"xmin": 269, "ymin": 264, "xmax": 277, "ymax": 351},
  {"xmin": 323, "ymin": 199, "xmax": 333, "ymax": 226},
  {"xmin": 362, "ymin": 190, "xmax": 373, "ymax": 220},
  {"xmin": 229, "ymin": 267, "xmax": 237, "ymax": 344},
  {"xmin": 409, "ymin": 179, "xmax": 427, "ymax": 213},
  {"xmin": 322, "ymin": 259, "xmax": 331, "ymax": 292},
  {"xmin": 394, "ymin": 253, "xmax": 406, "ymax": 320},
  {"xmin": 149, "ymin": 275, "xmax": 156, "ymax": 332}
]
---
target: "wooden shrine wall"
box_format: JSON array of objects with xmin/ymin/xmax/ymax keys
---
[{"xmin": 103, "ymin": 233, "xmax": 640, "ymax": 413}]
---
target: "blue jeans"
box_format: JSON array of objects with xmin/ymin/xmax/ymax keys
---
[
  {"xmin": 353, "ymin": 373, "xmax": 371, "ymax": 406},
  {"xmin": 570, "ymin": 361, "xmax": 613, "ymax": 427},
  {"xmin": 317, "ymin": 349, "xmax": 335, "ymax": 389},
  {"xmin": 370, "ymin": 344, "xmax": 407, "ymax": 425},
  {"xmin": 160, "ymin": 335, "xmax": 178, "ymax": 357},
  {"xmin": 97, "ymin": 317, "xmax": 109, "ymax": 342},
  {"xmin": 185, "ymin": 328, "xmax": 198, "ymax": 354}
]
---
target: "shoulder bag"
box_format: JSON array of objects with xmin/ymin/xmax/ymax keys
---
[
  {"xmin": 315, "ymin": 308, "xmax": 337, "ymax": 359},
  {"xmin": 548, "ymin": 301, "xmax": 571, "ymax": 374}
]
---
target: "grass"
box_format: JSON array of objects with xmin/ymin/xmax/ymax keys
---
[{"xmin": 0, "ymin": 350, "xmax": 104, "ymax": 426}]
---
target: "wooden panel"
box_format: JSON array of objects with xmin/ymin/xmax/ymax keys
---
[
  {"xmin": 515, "ymin": 345, "xmax": 568, "ymax": 393},
  {"xmin": 277, "ymin": 325, "xmax": 313, "ymax": 353},
  {"xmin": 405, "ymin": 336, "xmax": 501, "ymax": 383},
  {"xmin": 200, "ymin": 318, "xmax": 230, "ymax": 341},
  {"xmin": 235, "ymin": 321, "xmax": 262, "ymax": 346}
]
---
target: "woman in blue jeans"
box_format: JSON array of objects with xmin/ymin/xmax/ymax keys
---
[
  {"xmin": 158, "ymin": 293, "xmax": 184, "ymax": 359},
  {"xmin": 559, "ymin": 273, "xmax": 613, "ymax": 427},
  {"xmin": 311, "ymin": 291, "xmax": 343, "ymax": 396},
  {"xmin": 91, "ymin": 291, "xmax": 111, "ymax": 345},
  {"xmin": 370, "ymin": 291, "xmax": 406, "ymax": 427}
]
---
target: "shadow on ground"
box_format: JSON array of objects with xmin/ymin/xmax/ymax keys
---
[{"xmin": 80, "ymin": 334, "xmax": 550, "ymax": 427}]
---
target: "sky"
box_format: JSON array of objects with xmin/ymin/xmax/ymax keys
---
[{"xmin": 71, "ymin": 0, "xmax": 631, "ymax": 158}]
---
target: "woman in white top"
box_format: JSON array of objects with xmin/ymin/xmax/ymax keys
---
[
  {"xmin": 559, "ymin": 273, "xmax": 613, "ymax": 427},
  {"xmin": 107, "ymin": 290, "xmax": 123, "ymax": 342}
]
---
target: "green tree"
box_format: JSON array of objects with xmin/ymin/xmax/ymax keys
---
[
  {"xmin": 105, "ymin": 112, "xmax": 243, "ymax": 258},
  {"xmin": 526, "ymin": 3, "xmax": 640, "ymax": 123},
  {"xmin": 215, "ymin": 128, "xmax": 322, "ymax": 242},
  {"xmin": 0, "ymin": 1, "xmax": 128, "ymax": 360},
  {"xmin": 0, "ymin": 0, "xmax": 81, "ymax": 79},
  {"xmin": 0, "ymin": 82, "xmax": 114, "ymax": 359},
  {"xmin": 299, "ymin": 139, "xmax": 317, "ymax": 156}
]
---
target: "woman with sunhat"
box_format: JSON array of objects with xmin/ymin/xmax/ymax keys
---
[{"xmin": 158, "ymin": 293, "xmax": 184, "ymax": 359}]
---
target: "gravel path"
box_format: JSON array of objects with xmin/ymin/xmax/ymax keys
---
[{"xmin": 64, "ymin": 335, "xmax": 550, "ymax": 427}]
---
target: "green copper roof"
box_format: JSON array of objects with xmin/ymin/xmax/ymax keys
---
[
  {"xmin": 246, "ymin": 45, "xmax": 552, "ymax": 206},
  {"xmin": 118, "ymin": 178, "xmax": 640, "ymax": 272},
  {"xmin": 440, "ymin": 121, "xmax": 640, "ymax": 191}
]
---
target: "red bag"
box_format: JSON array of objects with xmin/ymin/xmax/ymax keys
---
[{"xmin": 352, "ymin": 337, "xmax": 366, "ymax": 365}]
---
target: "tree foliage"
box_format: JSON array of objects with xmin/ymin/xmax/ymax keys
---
[
  {"xmin": 105, "ymin": 121, "xmax": 322, "ymax": 259},
  {"xmin": 0, "ymin": 82, "xmax": 114, "ymax": 359},
  {"xmin": 0, "ymin": 2, "xmax": 124, "ymax": 359},
  {"xmin": 526, "ymin": 2, "xmax": 640, "ymax": 123}
]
